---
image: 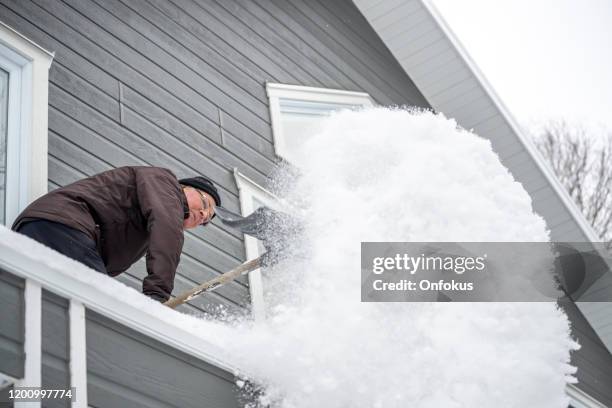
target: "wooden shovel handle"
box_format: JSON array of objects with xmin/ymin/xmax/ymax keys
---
[{"xmin": 164, "ymin": 257, "xmax": 262, "ymax": 309}]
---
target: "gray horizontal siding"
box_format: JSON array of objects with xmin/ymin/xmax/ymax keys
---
[
  {"xmin": 42, "ymin": 290, "xmax": 70, "ymax": 408},
  {"xmin": 0, "ymin": 269, "xmax": 25, "ymax": 379},
  {"xmin": 0, "ymin": 0, "xmax": 428, "ymax": 315},
  {"xmin": 86, "ymin": 309, "xmax": 240, "ymax": 408},
  {"xmin": 0, "ymin": 385, "xmax": 15, "ymax": 407},
  {"xmin": 579, "ymin": 303, "xmax": 612, "ymax": 347},
  {"xmin": 561, "ymin": 299, "xmax": 612, "ymax": 406}
]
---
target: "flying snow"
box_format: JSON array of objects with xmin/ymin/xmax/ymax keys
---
[
  {"xmin": 220, "ymin": 108, "xmax": 578, "ymax": 408},
  {"xmin": 0, "ymin": 107, "xmax": 579, "ymax": 408}
]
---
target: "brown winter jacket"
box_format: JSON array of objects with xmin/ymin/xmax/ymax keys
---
[{"xmin": 12, "ymin": 166, "xmax": 189, "ymax": 301}]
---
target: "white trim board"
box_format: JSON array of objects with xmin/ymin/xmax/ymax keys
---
[
  {"xmin": 234, "ymin": 169, "xmax": 280, "ymax": 321},
  {"xmin": 266, "ymin": 82, "xmax": 374, "ymax": 164},
  {"xmin": 13, "ymin": 279, "xmax": 42, "ymax": 408},
  {"xmin": 69, "ymin": 300, "xmax": 87, "ymax": 408},
  {"xmin": 266, "ymin": 82, "xmax": 375, "ymax": 105}
]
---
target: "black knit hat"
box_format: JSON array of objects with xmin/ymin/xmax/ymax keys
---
[{"xmin": 179, "ymin": 176, "xmax": 221, "ymax": 207}]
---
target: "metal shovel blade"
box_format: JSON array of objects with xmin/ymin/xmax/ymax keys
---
[
  {"xmin": 215, "ymin": 205, "xmax": 298, "ymax": 241},
  {"xmin": 215, "ymin": 205, "xmax": 302, "ymax": 266},
  {"xmin": 214, "ymin": 205, "xmax": 270, "ymax": 241}
]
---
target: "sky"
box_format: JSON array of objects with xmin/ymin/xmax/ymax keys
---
[{"xmin": 430, "ymin": 0, "xmax": 612, "ymax": 134}]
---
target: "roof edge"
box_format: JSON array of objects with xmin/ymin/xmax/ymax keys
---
[{"xmin": 420, "ymin": 0, "xmax": 601, "ymax": 244}]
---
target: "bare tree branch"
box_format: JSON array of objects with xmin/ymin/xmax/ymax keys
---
[{"xmin": 532, "ymin": 120, "xmax": 612, "ymax": 248}]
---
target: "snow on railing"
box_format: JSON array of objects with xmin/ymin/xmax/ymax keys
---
[{"xmin": 0, "ymin": 226, "xmax": 239, "ymax": 407}]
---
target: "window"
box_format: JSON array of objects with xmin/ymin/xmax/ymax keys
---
[
  {"xmin": 234, "ymin": 169, "xmax": 279, "ymax": 320},
  {"xmin": 0, "ymin": 21, "xmax": 53, "ymax": 226},
  {"xmin": 266, "ymin": 83, "xmax": 374, "ymax": 166}
]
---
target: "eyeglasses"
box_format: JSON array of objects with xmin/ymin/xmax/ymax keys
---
[{"xmin": 194, "ymin": 189, "xmax": 214, "ymax": 224}]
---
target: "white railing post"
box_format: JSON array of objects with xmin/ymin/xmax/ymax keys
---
[
  {"xmin": 69, "ymin": 299, "xmax": 88, "ymax": 408},
  {"xmin": 15, "ymin": 278, "xmax": 41, "ymax": 408}
]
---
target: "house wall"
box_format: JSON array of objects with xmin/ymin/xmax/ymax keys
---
[
  {"xmin": 0, "ymin": 0, "xmax": 610, "ymax": 405},
  {"xmin": 0, "ymin": 0, "xmax": 429, "ymax": 316},
  {"xmin": 561, "ymin": 300, "xmax": 612, "ymax": 407},
  {"xmin": 86, "ymin": 310, "xmax": 240, "ymax": 408}
]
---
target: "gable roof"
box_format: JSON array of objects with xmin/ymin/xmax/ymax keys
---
[
  {"xmin": 353, "ymin": 0, "xmax": 594, "ymax": 242},
  {"xmin": 352, "ymin": 0, "xmax": 612, "ymax": 403}
]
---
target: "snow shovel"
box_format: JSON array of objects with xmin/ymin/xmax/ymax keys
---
[{"xmin": 164, "ymin": 206, "xmax": 301, "ymax": 309}]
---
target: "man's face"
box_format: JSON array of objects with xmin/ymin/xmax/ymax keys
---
[{"xmin": 183, "ymin": 187, "xmax": 216, "ymax": 229}]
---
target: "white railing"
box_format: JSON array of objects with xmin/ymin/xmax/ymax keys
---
[{"xmin": 0, "ymin": 226, "xmax": 239, "ymax": 408}]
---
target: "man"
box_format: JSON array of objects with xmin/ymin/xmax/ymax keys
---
[{"xmin": 11, "ymin": 166, "xmax": 220, "ymax": 302}]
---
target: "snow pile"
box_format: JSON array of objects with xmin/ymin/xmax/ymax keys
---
[{"xmin": 220, "ymin": 108, "xmax": 578, "ymax": 407}]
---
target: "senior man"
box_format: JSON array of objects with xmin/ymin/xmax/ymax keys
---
[{"xmin": 11, "ymin": 166, "xmax": 220, "ymax": 302}]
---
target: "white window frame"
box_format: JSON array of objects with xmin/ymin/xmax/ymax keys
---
[
  {"xmin": 234, "ymin": 169, "xmax": 280, "ymax": 321},
  {"xmin": 0, "ymin": 21, "xmax": 53, "ymax": 226},
  {"xmin": 266, "ymin": 83, "xmax": 374, "ymax": 163}
]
